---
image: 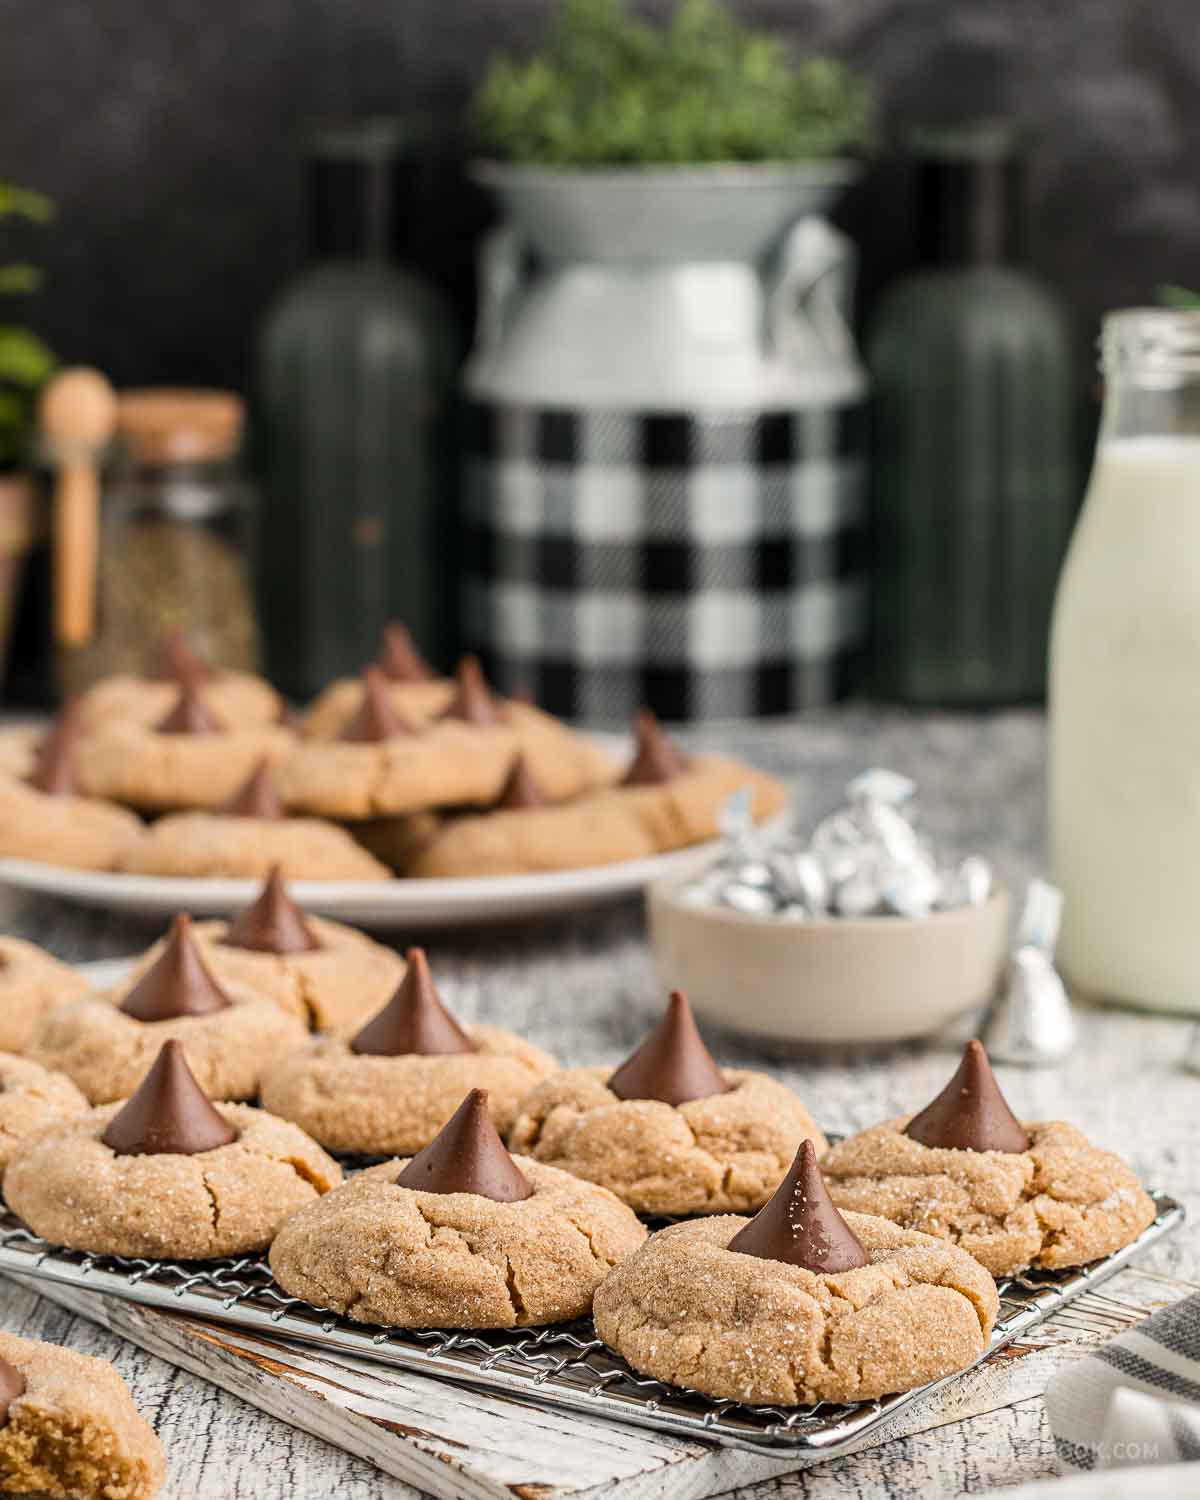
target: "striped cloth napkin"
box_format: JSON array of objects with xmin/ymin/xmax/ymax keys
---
[{"xmin": 1044, "ymin": 1291, "xmax": 1200, "ymax": 1471}]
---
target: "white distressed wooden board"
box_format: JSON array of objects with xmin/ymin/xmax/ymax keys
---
[{"xmin": 9, "ymin": 1266, "xmax": 1189, "ymax": 1500}]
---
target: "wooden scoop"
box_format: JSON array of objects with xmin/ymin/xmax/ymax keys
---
[{"xmin": 39, "ymin": 368, "xmax": 117, "ymax": 648}]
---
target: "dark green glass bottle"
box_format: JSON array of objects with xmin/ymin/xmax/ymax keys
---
[
  {"xmin": 257, "ymin": 121, "xmax": 460, "ymax": 699},
  {"xmin": 869, "ymin": 127, "xmax": 1076, "ymax": 704}
]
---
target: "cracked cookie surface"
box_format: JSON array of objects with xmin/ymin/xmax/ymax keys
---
[
  {"xmin": 301, "ymin": 678, "xmax": 455, "ymax": 740},
  {"xmin": 25, "ymin": 979, "xmax": 306, "ymax": 1104},
  {"xmin": 269, "ymin": 1155, "xmax": 646, "ymax": 1327},
  {"xmin": 126, "ymin": 917, "xmax": 403, "ymax": 1032},
  {"xmin": 80, "ymin": 669, "xmax": 281, "ymax": 732},
  {"xmin": 0, "ymin": 780, "xmax": 143, "ymax": 871},
  {"xmin": 260, "ymin": 1025, "xmax": 557, "ymax": 1154},
  {"xmin": 0, "ymin": 1331, "xmax": 166, "ymax": 1499},
  {"xmin": 119, "ymin": 810, "xmax": 390, "ymax": 881},
  {"xmin": 6, "ymin": 1101, "xmax": 341, "ymax": 1259},
  {"xmin": 0, "ymin": 937, "xmax": 89, "ymax": 1054},
  {"xmin": 593, "ymin": 1212, "xmax": 998, "ymax": 1405},
  {"xmin": 0, "ymin": 1052, "xmax": 87, "ymax": 1181},
  {"xmin": 508, "ymin": 1067, "xmax": 827, "ymax": 1216},
  {"xmin": 820, "ymin": 1118, "xmax": 1157, "ymax": 1275}
]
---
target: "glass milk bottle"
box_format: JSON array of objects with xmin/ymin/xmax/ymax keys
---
[{"xmin": 1050, "ymin": 309, "xmax": 1200, "ymax": 1012}]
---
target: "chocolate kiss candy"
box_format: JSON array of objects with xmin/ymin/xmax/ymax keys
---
[
  {"xmin": 120, "ymin": 914, "xmax": 233, "ymax": 1021},
  {"xmin": 904, "ymin": 1040, "xmax": 1031, "ymax": 1153},
  {"xmin": 496, "ymin": 754, "xmax": 547, "ymax": 811},
  {"xmin": 351, "ymin": 948, "xmax": 474, "ymax": 1057},
  {"xmin": 622, "ymin": 708, "xmax": 689, "ymax": 786},
  {"xmin": 341, "ymin": 667, "xmax": 413, "ymax": 742},
  {"xmin": 728, "ymin": 1139, "xmax": 869, "ymax": 1272},
  {"xmin": 0, "ymin": 1357, "xmax": 25, "ymax": 1426},
  {"xmin": 224, "ymin": 865, "xmax": 319, "ymax": 955},
  {"xmin": 102, "ymin": 1040, "xmax": 237, "ymax": 1156},
  {"xmin": 395, "ymin": 1089, "xmax": 532, "ymax": 1201},
  {"xmin": 377, "ymin": 622, "xmax": 435, "ymax": 682},
  {"xmin": 440, "ymin": 656, "xmax": 501, "ymax": 726},
  {"xmin": 221, "ymin": 759, "xmax": 283, "ymax": 819},
  {"xmin": 607, "ymin": 990, "xmax": 729, "ymax": 1107},
  {"xmin": 156, "ymin": 681, "xmax": 224, "ymax": 735},
  {"xmin": 27, "ymin": 697, "xmax": 83, "ymax": 797},
  {"xmin": 146, "ymin": 626, "xmax": 213, "ymax": 684}
]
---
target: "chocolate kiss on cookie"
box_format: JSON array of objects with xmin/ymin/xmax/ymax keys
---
[
  {"xmin": 121, "ymin": 914, "xmax": 233, "ymax": 1021},
  {"xmin": 351, "ymin": 948, "xmax": 474, "ymax": 1057},
  {"xmin": 395, "ymin": 1088, "xmax": 531, "ymax": 1201},
  {"xmin": 729, "ymin": 1139, "xmax": 868, "ymax": 1272},
  {"xmin": 341, "ymin": 667, "xmax": 414, "ymax": 742},
  {"xmin": 27, "ymin": 697, "xmax": 83, "ymax": 797},
  {"xmin": 904, "ymin": 1040, "xmax": 1030, "ymax": 1153},
  {"xmin": 102, "ymin": 1040, "xmax": 237, "ymax": 1156},
  {"xmin": 608, "ymin": 990, "xmax": 729, "ymax": 1107},
  {"xmin": 622, "ymin": 708, "xmax": 689, "ymax": 786},
  {"xmin": 440, "ymin": 656, "xmax": 502, "ymax": 726},
  {"xmin": 496, "ymin": 754, "xmax": 548, "ymax": 811},
  {"xmin": 224, "ymin": 865, "xmax": 319, "ymax": 956},
  {"xmin": 222, "ymin": 759, "xmax": 284, "ymax": 819},
  {"xmin": 0, "ymin": 1357, "xmax": 25, "ymax": 1425},
  {"xmin": 146, "ymin": 626, "xmax": 213, "ymax": 684},
  {"xmin": 378, "ymin": 622, "xmax": 435, "ymax": 683},
  {"xmin": 156, "ymin": 681, "xmax": 224, "ymax": 735}
]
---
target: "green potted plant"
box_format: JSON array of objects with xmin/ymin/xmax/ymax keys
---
[
  {"xmin": 0, "ymin": 184, "xmax": 55, "ymax": 683},
  {"xmin": 462, "ymin": 0, "xmax": 877, "ymax": 723}
]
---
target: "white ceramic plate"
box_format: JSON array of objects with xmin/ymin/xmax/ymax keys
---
[{"xmin": 0, "ymin": 840, "xmax": 734, "ymax": 930}]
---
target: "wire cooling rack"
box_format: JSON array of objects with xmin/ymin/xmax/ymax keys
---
[{"xmin": 0, "ymin": 1193, "xmax": 1182, "ymax": 1457}]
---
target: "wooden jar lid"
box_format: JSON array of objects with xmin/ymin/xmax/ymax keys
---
[{"xmin": 116, "ymin": 389, "xmax": 243, "ymax": 465}]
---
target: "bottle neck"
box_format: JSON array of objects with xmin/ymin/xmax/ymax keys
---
[
  {"xmin": 1100, "ymin": 311, "xmax": 1200, "ymax": 442},
  {"xmin": 307, "ymin": 143, "xmax": 415, "ymax": 262},
  {"xmin": 916, "ymin": 156, "xmax": 1022, "ymax": 268}
]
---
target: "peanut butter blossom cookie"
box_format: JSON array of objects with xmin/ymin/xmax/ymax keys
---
[
  {"xmin": 6, "ymin": 1040, "xmax": 341, "ymax": 1260},
  {"xmin": 79, "ymin": 625, "xmax": 282, "ymax": 732},
  {"xmin": 25, "ymin": 913, "xmax": 305, "ymax": 1103},
  {"xmin": 78, "ymin": 679, "xmax": 295, "ymax": 813},
  {"xmin": 0, "ymin": 936, "xmax": 89, "ymax": 1053},
  {"xmin": 127, "ymin": 867, "xmax": 403, "ymax": 1031},
  {"xmin": 119, "ymin": 758, "xmax": 390, "ymax": 880},
  {"xmin": 0, "ymin": 700, "xmax": 143, "ymax": 871},
  {"xmin": 821, "ymin": 1041, "xmax": 1158, "ymax": 1276},
  {"xmin": 0, "ymin": 1052, "xmax": 87, "ymax": 1181},
  {"xmin": 259, "ymin": 948, "xmax": 556, "ymax": 1152},
  {"xmin": 509, "ymin": 990, "xmax": 825, "ymax": 1215},
  {"xmin": 401, "ymin": 710, "xmax": 787, "ymax": 877},
  {"xmin": 279, "ymin": 658, "xmax": 615, "ymax": 820},
  {"xmin": 0, "ymin": 1332, "xmax": 166, "ymax": 1500},
  {"xmin": 270, "ymin": 1087, "xmax": 645, "ymax": 1328},
  {"xmin": 302, "ymin": 622, "xmax": 453, "ymax": 739},
  {"xmin": 594, "ymin": 1139, "xmax": 998, "ymax": 1406}
]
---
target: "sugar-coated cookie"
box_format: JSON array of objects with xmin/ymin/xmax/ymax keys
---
[
  {"xmin": 595, "ymin": 1141, "xmax": 997, "ymax": 1405},
  {"xmin": 260, "ymin": 948, "xmax": 556, "ymax": 1151},
  {"xmin": 0, "ymin": 1332, "xmax": 167, "ymax": 1499},
  {"xmin": 509, "ymin": 991, "xmax": 825, "ymax": 1215},
  {"xmin": 821, "ymin": 1042, "xmax": 1157, "ymax": 1275},
  {"xmin": 301, "ymin": 622, "xmax": 453, "ymax": 739},
  {"xmin": 0, "ymin": 937, "xmax": 89, "ymax": 1054},
  {"xmin": 6, "ymin": 1041, "xmax": 340, "ymax": 1260},
  {"xmin": 0, "ymin": 1052, "xmax": 88, "ymax": 1181},
  {"xmin": 270, "ymin": 1089, "xmax": 645, "ymax": 1328},
  {"xmin": 26, "ymin": 915, "xmax": 305, "ymax": 1103}
]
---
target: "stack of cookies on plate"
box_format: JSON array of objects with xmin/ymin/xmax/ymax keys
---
[
  {"xmin": 0, "ymin": 625, "xmax": 787, "ymax": 882},
  {"xmin": 0, "ymin": 890, "xmax": 1161, "ymax": 1476}
]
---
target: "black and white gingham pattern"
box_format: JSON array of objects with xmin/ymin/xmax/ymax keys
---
[{"xmin": 463, "ymin": 403, "xmax": 866, "ymax": 723}]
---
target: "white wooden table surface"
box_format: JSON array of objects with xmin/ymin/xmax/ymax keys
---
[{"xmin": 1, "ymin": 709, "xmax": 1195, "ymax": 1499}]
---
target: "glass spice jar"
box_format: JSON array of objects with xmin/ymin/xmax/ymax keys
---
[{"xmin": 58, "ymin": 389, "xmax": 262, "ymax": 694}]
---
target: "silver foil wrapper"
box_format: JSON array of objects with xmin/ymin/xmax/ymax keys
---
[
  {"xmin": 684, "ymin": 770, "xmax": 996, "ymax": 923},
  {"xmin": 982, "ymin": 879, "xmax": 1077, "ymax": 1066}
]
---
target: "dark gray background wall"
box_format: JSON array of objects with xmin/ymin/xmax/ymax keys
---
[{"xmin": 3, "ymin": 0, "xmax": 1198, "ymax": 390}]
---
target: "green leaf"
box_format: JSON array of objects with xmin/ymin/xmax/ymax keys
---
[
  {"xmin": 0, "ymin": 328, "xmax": 55, "ymax": 387},
  {"xmin": 0, "ymin": 265, "xmax": 42, "ymax": 294},
  {"xmin": 1158, "ymin": 285, "xmax": 1200, "ymax": 310},
  {"xmin": 0, "ymin": 184, "xmax": 54, "ymax": 224},
  {"xmin": 473, "ymin": 0, "xmax": 873, "ymax": 165}
]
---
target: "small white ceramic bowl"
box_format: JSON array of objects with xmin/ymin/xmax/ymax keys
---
[{"xmin": 647, "ymin": 873, "xmax": 1010, "ymax": 1046}]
